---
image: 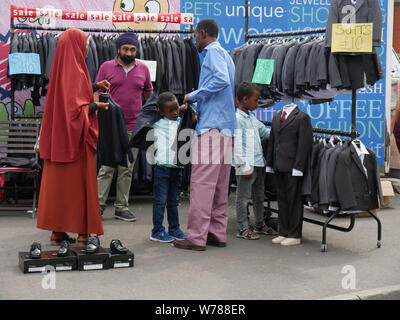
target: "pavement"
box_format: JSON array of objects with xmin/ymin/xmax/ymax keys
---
[{"xmin": 0, "ymin": 190, "xmax": 400, "ymax": 300}]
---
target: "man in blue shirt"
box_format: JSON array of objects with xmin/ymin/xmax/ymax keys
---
[{"xmin": 173, "ymin": 18, "xmax": 236, "ymax": 251}]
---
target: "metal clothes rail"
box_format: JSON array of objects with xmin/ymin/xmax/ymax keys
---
[
  {"xmin": 9, "ymin": 13, "xmax": 194, "ymax": 120},
  {"xmin": 244, "ymin": 0, "xmax": 381, "ymax": 252}
]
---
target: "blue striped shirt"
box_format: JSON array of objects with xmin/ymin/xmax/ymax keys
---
[{"xmin": 188, "ymin": 41, "xmax": 236, "ymax": 136}]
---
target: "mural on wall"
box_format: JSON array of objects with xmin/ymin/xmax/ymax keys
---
[
  {"xmin": 113, "ymin": 0, "xmax": 171, "ymax": 31},
  {"xmin": 0, "ymin": 0, "xmax": 391, "ymax": 166}
]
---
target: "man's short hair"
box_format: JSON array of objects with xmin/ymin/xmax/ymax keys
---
[
  {"xmin": 157, "ymin": 92, "xmax": 177, "ymax": 111},
  {"xmin": 195, "ymin": 18, "xmax": 219, "ymax": 38},
  {"xmin": 236, "ymin": 82, "xmax": 260, "ymax": 102}
]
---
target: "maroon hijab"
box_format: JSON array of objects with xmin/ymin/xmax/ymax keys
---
[{"xmin": 39, "ymin": 28, "xmax": 98, "ymax": 162}]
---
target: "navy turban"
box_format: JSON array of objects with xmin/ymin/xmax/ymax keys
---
[{"xmin": 116, "ymin": 33, "xmax": 139, "ymax": 49}]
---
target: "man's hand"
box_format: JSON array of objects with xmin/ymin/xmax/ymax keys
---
[
  {"xmin": 95, "ymin": 80, "xmax": 111, "ymax": 92},
  {"xmin": 97, "ymin": 102, "xmax": 109, "ymax": 111},
  {"xmin": 183, "ymin": 94, "xmax": 191, "ymax": 104}
]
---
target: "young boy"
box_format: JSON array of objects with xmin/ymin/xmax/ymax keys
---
[
  {"xmin": 234, "ymin": 82, "xmax": 278, "ymax": 240},
  {"xmin": 150, "ymin": 92, "xmax": 187, "ymax": 243}
]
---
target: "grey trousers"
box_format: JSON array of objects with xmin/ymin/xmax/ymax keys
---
[
  {"xmin": 235, "ymin": 166, "xmax": 266, "ymax": 231},
  {"xmin": 97, "ymin": 130, "xmax": 139, "ymax": 212}
]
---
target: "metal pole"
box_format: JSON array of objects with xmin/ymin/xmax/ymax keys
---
[
  {"xmin": 351, "ymin": 88, "xmax": 357, "ymax": 140},
  {"xmin": 13, "ymin": 24, "xmax": 194, "ymax": 34},
  {"xmin": 10, "ymin": 17, "xmax": 15, "ymax": 121},
  {"xmin": 244, "ymin": 0, "xmax": 249, "ymax": 42}
]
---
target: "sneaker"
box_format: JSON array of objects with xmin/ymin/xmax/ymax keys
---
[
  {"xmin": 236, "ymin": 228, "xmax": 260, "ymax": 240},
  {"xmin": 115, "ymin": 210, "xmax": 136, "ymax": 222},
  {"xmin": 254, "ymin": 225, "xmax": 278, "ymax": 236},
  {"xmin": 150, "ymin": 231, "xmax": 174, "ymax": 243},
  {"xmin": 168, "ymin": 228, "xmax": 186, "ymax": 240}
]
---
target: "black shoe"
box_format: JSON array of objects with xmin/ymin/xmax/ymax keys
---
[
  {"xmin": 115, "ymin": 210, "xmax": 136, "ymax": 222},
  {"xmin": 57, "ymin": 240, "xmax": 70, "ymax": 257},
  {"xmin": 86, "ymin": 236, "xmax": 100, "ymax": 254},
  {"xmin": 110, "ymin": 239, "xmax": 128, "ymax": 254},
  {"xmin": 29, "ymin": 242, "xmax": 42, "ymax": 259}
]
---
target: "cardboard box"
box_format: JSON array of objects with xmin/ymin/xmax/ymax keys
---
[
  {"xmin": 71, "ymin": 245, "xmax": 109, "ymax": 271},
  {"xmin": 19, "ymin": 250, "xmax": 78, "ymax": 274},
  {"xmin": 355, "ymin": 209, "xmax": 378, "ymax": 218},
  {"xmin": 380, "ymin": 180, "xmax": 395, "ymax": 208},
  {"xmin": 104, "ymin": 249, "xmax": 134, "ymax": 269}
]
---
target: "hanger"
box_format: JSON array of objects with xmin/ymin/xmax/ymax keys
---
[{"xmin": 353, "ymin": 139, "xmax": 361, "ymax": 148}]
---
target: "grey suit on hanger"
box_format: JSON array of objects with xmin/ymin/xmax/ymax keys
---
[
  {"xmin": 241, "ymin": 43, "xmax": 263, "ymax": 84},
  {"xmin": 45, "ymin": 35, "xmax": 57, "ymax": 79},
  {"xmin": 334, "ymin": 144, "xmax": 383, "ymax": 210},
  {"xmin": 89, "ymin": 37, "xmax": 99, "ymax": 71},
  {"xmin": 327, "ymin": 144, "xmax": 348, "ymax": 206},
  {"xmin": 170, "ymin": 40, "xmax": 183, "ymax": 94}
]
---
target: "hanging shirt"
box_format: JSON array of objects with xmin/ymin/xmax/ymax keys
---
[
  {"xmin": 188, "ymin": 41, "xmax": 236, "ymax": 136},
  {"xmin": 154, "ymin": 117, "xmax": 182, "ymax": 168},
  {"xmin": 351, "ymin": 140, "xmax": 370, "ymax": 178},
  {"xmin": 233, "ymin": 109, "xmax": 270, "ymax": 174},
  {"xmin": 95, "ymin": 57, "xmax": 153, "ymax": 131},
  {"xmin": 281, "ymin": 104, "xmax": 297, "ymax": 119}
]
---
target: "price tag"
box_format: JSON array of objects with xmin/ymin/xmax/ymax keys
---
[
  {"xmin": 252, "ymin": 59, "xmax": 274, "ymax": 85},
  {"xmin": 137, "ymin": 59, "xmax": 157, "ymax": 82},
  {"xmin": 331, "ymin": 23, "xmax": 373, "ymax": 53},
  {"xmin": 8, "ymin": 53, "xmax": 41, "ymax": 75}
]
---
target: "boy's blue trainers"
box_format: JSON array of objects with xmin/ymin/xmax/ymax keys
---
[
  {"xmin": 168, "ymin": 228, "xmax": 186, "ymax": 240},
  {"xmin": 150, "ymin": 231, "xmax": 174, "ymax": 243}
]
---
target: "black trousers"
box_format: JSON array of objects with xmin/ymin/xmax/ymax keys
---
[{"xmin": 276, "ymin": 172, "xmax": 304, "ymax": 238}]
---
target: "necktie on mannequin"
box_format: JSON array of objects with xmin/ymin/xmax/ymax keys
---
[{"xmin": 281, "ymin": 111, "xmax": 287, "ymax": 123}]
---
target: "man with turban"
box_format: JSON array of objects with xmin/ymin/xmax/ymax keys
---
[{"xmin": 96, "ymin": 33, "xmax": 153, "ymax": 222}]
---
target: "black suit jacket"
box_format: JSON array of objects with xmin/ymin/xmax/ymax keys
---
[
  {"xmin": 266, "ymin": 107, "xmax": 313, "ymax": 173},
  {"xmin": 97, "ymin": 96, "xmax": 134, "ymax": 168},
  {"xmin": 334, "ymin": 144, "xmax": 383, "ymax": 210}
]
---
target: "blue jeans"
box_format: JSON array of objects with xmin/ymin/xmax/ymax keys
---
[{"xmin": 152, "ymin": 165, "xmax": 183, "ymax": 234}]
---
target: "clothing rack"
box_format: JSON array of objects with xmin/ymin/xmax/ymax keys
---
[
  {"xmin": 244, "ymin": 0, "xmax": 381, "ymax": 252},
  {"xmin": 9, "ymin": 12, "xmax": 194, "ymax": 120},
  {"xmin": 261, "ymin": 121, "xmax": 360, "ymax": 138}
]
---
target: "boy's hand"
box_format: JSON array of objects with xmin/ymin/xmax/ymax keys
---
[
  {"xmin": 192, "ymin": 114, "xmax": 198, "ymax": 123},
  {"xmin": 179, "ymin": 104, "xmax": 187, "ymax": 113},
  {"xmin": 244, "ymin": 172, "xmax": 253, "ymax": 179}
]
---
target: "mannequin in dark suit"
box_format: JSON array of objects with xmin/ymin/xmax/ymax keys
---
[{"xmin": 266, "ymin": 105, "xmax": 313, "ymax": 245}]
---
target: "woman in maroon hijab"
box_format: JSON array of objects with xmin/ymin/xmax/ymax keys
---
[{"xmin": 37, "ymin": 28, "xmax": 108, "ymax": 245}]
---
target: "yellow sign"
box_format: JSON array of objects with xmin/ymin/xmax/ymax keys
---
[{"xmin": 331, "ymin": 23, "xmax": 373, "ymax": 53}]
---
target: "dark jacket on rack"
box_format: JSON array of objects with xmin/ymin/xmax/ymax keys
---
[
  {"xmin": 266, "ymin": 107, "xmax": 313, "ymax": 173},
  {"xmin": 97, "ymin": 96, "xmax": 134, "ymax": 168},
  {"xmin": 129, "ymin": 94, "xmax": 196, "ymax": 166},
  {"xmin": 334, "ymin": 144, "xmax": 383, "ymax": 210},
  {"xmin": 325, "ymin": 0, "xmax": 382, "ymax": 48}
]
